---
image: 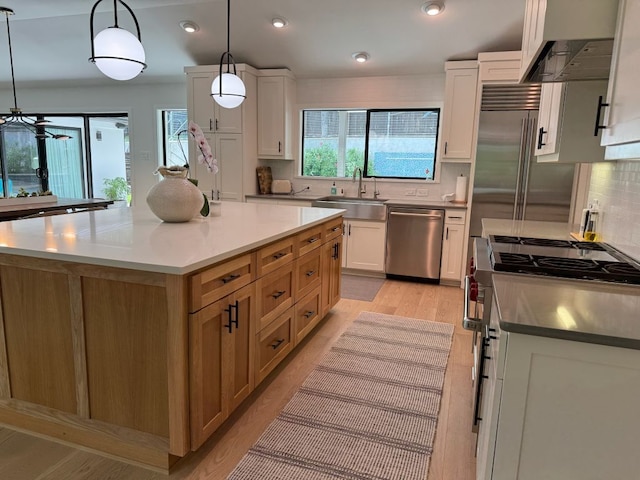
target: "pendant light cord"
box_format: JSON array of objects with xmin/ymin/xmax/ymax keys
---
[
  {"xmin": 226, "ymin": 0, "xmax": 231, "ymax": 70},
  {"xmin": 4, "ymin": 12, "xmax": 18, "ymax": 110}
]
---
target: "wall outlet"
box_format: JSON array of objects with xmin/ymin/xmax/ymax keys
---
[
  {"xmin": 417, "ymin": 189, "xmax": 428, "ymax": 197},
  {"xmin": 405, "ymin": 189, "xmax": 417, "ymax": 196}
]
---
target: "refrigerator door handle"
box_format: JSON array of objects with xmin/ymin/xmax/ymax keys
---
[
  {"xmin": 520, "ymin": 117, "xmax": 537, "ymax": 219},
  {"xmin": 513, "ymin": 117, "xmax": 528, "ymax": 221}
]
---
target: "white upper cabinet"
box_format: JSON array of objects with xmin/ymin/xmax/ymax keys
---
[
  {"xmin": 536, "ymin": 80, "xmax": 608, "ymax": 163},
  {"xmin": 600, "ymin": 0, "xmax": 640, "ymax": 149},
  {"xmin": 257, "ymin": 71, "xmax": 296, "ymax": 160},
  {"xmin": 441, "ymin": 61, "xmax": 479, "ymax": 162},
  {"xmin": 187, "ymin": 70, "xmax": 243, "ymax": 134},
  {"xmin": 478, "ymin": 51, "xmax": 522, "ymax": 84}
]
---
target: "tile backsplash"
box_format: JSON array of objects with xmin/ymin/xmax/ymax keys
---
[{"xmin": 588, "ymin": 160, "xmax": 640, "ymax": 261}]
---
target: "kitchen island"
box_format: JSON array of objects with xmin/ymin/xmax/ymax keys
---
[{"xmin": 0, "ymin": 202, "xmax": 344, "ymax": 471}]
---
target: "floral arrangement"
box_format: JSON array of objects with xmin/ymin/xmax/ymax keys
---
[{"xmin": 184, "ymin": 121, "xmax": 218, "ymax": 174}]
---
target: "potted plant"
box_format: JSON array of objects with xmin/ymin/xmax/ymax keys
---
[{"xmin": 102, "ymin": 177, "xmax": 131, "ymax": 206}]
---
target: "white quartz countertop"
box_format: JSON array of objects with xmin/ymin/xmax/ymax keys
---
[
  {"xmin": 482, "ymin": 218, "xmax": 576, "ymax": 240},
  {"xmin": 384, "ymin": 198, "xmax": 467, "ymax": 209},
  {"xmin": 0, "ymin": 202, "xmax": 344, "ymax": 275},
  {"xmin": 493, "ymin": 273, "xmax": 640, "ymax": 350}
]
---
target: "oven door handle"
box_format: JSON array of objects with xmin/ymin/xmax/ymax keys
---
[{"xmin": 463, "ymin": 275, "xmax": 483, "ymax": 331}]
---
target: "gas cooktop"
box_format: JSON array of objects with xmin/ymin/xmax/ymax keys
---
[{"xmin": 488, "ymin": 235, "xmax": 640, "ymax": 285}]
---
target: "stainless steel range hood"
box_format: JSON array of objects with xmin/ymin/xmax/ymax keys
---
[
  {"xmin": 520, "ymin": 0, "xmax": 619, "ymax": 83},
  {"xmin": 526, "ymin": 38, "xmax": 614, "ymax": 82}
]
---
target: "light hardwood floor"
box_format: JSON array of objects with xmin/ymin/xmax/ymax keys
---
[{"xmin": 0, "ymin": 278, "xmax": 476, "ymax": 480}]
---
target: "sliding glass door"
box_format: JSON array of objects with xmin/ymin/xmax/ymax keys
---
[{"xmin": 0, "ymin": 114, "xmax": 129, "ymax": 200}]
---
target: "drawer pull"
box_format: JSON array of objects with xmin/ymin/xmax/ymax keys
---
[
  {"xmin": 307, "ymin": 237, "xmax": 319, "ymax": 244},
  {"xmin": 305, "ymin": 270, "xmax": 316, "ymax": 277},
  {"xmin": 271, "ymin": 290, "xmax": 286, "ymax": 299},
  {"xmin": 221, "ymin": 273, "xmax": 240, "ymax": 284},
  {"xmin": 270, "ymin": 338, "xmax": 285, "ymax": 350},
  {"xmin": 272, "ymin": 252, "xmax": 287, "ymax": 260},
  {"xmin": 331, "ymin": 226, "xmax": 341, "ymax": 232},
  {"xmin": 303, "ymin": 310, "xmax": 315, "ymax": 319}
]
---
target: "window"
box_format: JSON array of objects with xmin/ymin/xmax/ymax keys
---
[
  {"xmin": 0, "ymin": 114, "xmax": 129, "ymax": 199},
  {"xmin": 301, "ymin": 108, "xmax": 440, "ymax": 180},
  {"xmin": 161, "ymin": 109, "xmax": 189, "ymax": 168}
]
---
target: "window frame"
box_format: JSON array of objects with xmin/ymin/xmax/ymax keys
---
[{"xmin": 300, "ymin": 107, "xmax": 441, "ymax": 182}]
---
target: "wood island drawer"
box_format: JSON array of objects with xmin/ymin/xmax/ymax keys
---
[
  {"xmin": 323, "ymin": 217, "xmax": 343, "ymax": 242},
  {"xmin": 255, "ymin": 308, "xmax": 293, "ymax": 384},
  {"xmin": 256, "ymin": 262, "xmax": 294, "ymax": 331},
  {"xmin": 295, "ymin": 248, "xmax": 322, "ymax": 300},
  {"xmin": 295, "ymin": 225, "xmax": 323, "ymax": 257},
  {"xmin": 294, "ymin": 287, "xmax": 322, "ymax": 345},
  {"xmin": 189, "ymin": 253, "xmax": 255, "ymax": 312},
  {"xmin": 256, "ymin": 237, "xmax": 295, "ymax": 278}
]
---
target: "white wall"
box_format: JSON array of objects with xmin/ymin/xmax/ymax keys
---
[
  {"xmin": 586, "ymin": 159, "xmax": 640, "ymax": 261},
  {"xmin": 0, "ymin": 80, "xmax": 186, "ymax": 207}
]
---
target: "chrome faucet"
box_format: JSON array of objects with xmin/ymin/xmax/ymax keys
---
[
  {"xmin": 373, "ymin": 177, "xmax": 380, "ymax": 199},
  {"xmin": 352, "ymin": 167, "xmax": 366, "ymax": 198}
]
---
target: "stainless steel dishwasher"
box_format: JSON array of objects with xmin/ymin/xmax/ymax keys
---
[{"xmin": 385, "ymin": 206, "xmax": 444, "ymax": 281}]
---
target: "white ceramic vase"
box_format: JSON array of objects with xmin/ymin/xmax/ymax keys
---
[{"xmin": 146, "ymin": 166, "xmax": 203, "ymax": 222}]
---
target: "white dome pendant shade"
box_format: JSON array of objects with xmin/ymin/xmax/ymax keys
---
[
  {"xmin": 212, "ymin": 71, "xmax": 246, "ymax": 109},
  {"xmin": 93, "ymin": 27, "xmax": 146, "ymax": 80},
  {"xmin": 89, "ymin": 0, "xmax": 147, "ymax": 81},
  {"xmin": 210, "ymin": 0, "xmax": 246, "ymax": 109}
]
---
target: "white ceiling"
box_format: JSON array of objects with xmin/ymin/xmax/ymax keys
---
[{"xmin": 0, "ymin": 0, "xmax": 525, "ymax": 87}]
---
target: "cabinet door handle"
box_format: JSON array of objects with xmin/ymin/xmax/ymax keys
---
[
  {"xmin": 221, "ymin": 273, "xmax": 240, "ymax": 284},
  {"xmin": 303, "ymin": 310, "xmax": 315, "ymax": 319},
  {"xmin": 223, "ymin": 304, "xmax": 233, "ymax": 333},
  {"xmin": 348, "ymin": 224, "xmax": 351, "ymax": 236},
  {"xmin": 446, "ymin": 227, "xmax": 449, "ymax": 240},
  {"xmin": 278, "ymin": 141, "xmax": 282, "ymax": 153},
  {"xmin": 594, "ymin": 95, "xmax": 609, "ymax": 136},
  {"xmin": 215, "ymin": 118, "xmax": 219, "ymax": 131},
  {"xmin": 305, "ymin": 270, "xmax": 316, "ymax": 277},
  {"xmin": 273, "ymin": 252, "xmax": 286, "ymax": 260},
  {"xmin": 230, "ymin": 300, "xmax": 239, "ymax": 329},
  {"xmin": 444, "ymin": 141, "xmax": 448, "ymax": 155},
  {"xmin": 270, "ymin": 338, "xmax": 285, "ymax": 349},
  {"xmin": 209, "ymin": 119, "xmax": 213, "ymax": 131},
  {"xmin": 332, "ymin": 243, "xmax": 338, "ymax": 260},
  {"xmin": 537, "ymin": 127, "xmax": 547, "ymax": 149},
  {"xmin": 271, "ymin": 290, "xmax": 286, "ymax": 299}
]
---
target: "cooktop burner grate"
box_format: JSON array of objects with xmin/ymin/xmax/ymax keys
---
[
  {"xmin": 491, "ymin": 251, "xmax": 640, "ymax": 284},
  {"xmin": 490, "ymin": 235, "xmax": 607, "ymax": 251}
]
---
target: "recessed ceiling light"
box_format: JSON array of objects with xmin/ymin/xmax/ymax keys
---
[
  {"xmin": 421, "ymin": 2, "xmax": 445, "ymax": 16},
  {"xmin": 180, "ymin": 21, "xmax": 199, "ymax": 33},
  {"xmin": 352, "ymin": 52, "xmax": 370, "ymax": 63},
  {"xmin": 272, "ymin": 17, "xmax": 288, "ymax": 28}
]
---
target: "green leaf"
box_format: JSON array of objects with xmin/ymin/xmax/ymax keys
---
[{"xmin": 200, "ymin": 193, "xmax": 210, "ymax": 217}]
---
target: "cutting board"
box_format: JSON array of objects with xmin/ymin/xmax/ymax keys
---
[{"xmin": 256, "ymin": 166, "xmax": 272, "ymax": 194}]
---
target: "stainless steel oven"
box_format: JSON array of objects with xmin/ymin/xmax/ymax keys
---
[{"xmin": 463, "ymin": 237, "xmax": 494, "ymax": 434}]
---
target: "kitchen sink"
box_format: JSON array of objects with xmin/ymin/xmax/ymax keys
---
[{"xmin": 311, "ymin": 196, "xmax": 388, "ymax": 221}]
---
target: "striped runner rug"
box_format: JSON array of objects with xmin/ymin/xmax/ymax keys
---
[{"xmin": 227, "ymin": 311, "xmax": 454, "ymax": 480}]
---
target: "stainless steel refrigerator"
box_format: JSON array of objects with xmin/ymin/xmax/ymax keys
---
[{"xmin": 469, "ymin": 84, "xmax": 576, "ymax": 238}]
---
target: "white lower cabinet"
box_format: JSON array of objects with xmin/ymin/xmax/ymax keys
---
[
  {"xmin": 440, "ymin": 210, "xmax": 466, "ymax": 282},
  {"xmin": 482, "ymin": 293, "xmax": 640, "ymax": 479},
  {"xmin": 342, "ymin": 219, "xmax": 386, "ymax": 272}
]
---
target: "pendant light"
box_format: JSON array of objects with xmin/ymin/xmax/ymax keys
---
[
  {"xmin": 89, "ymin": 0, "xmax": 147, "ymax": 81},
  {"xmin": 0, "ymin": 7, "xmax": 70, "ymax": 140},
  {"xmin": 211, "ymin": 0, "xmax": 246, "ymax": 109}
]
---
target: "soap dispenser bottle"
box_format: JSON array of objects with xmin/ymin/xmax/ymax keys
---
[
  {"xmin": 330, "ymin": 181, "xmax": 337, "ymax": 195},
  {"xmin": 584, "ymin": 200, "xmax": 599, "ymax": 241}
]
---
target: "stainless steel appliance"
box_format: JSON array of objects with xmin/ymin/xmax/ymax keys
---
[
  {"xmin": 385, "ymin": 206, "xmax": 444, "ymax": 281},
  {"xmin": 463, "ymin": 235, "xmax": 640, "ymax": 448},
  {"xmin": 469, "ymin": 85, "xmax": 577, "ymax": 240}
]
